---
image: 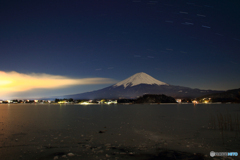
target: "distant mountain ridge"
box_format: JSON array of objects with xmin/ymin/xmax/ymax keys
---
[
  {"xmin": 197, "ymin": 88, "xmax": 240, "ymax": 103},
  {"xmin": 65, "ymin": 72, "xmax": 223, "ymax": 99}
]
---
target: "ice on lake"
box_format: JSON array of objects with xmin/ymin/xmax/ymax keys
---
[{"xmin": 0, "ymin": 103, "xmax": 239, "ymax": 159}]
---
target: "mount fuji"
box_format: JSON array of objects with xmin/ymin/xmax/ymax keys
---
[{"xmin": 65, "ymin": 72, "xmax": 223, "ymax": 99}]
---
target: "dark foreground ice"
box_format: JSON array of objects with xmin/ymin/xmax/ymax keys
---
[{"xmin": 0, "ymin": 103, "xmax": 239, "ymax": 160}]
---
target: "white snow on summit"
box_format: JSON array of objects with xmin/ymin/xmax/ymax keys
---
[{"xmin": 114, "ymin": 72, "xmax": 168, "ymax": 88}]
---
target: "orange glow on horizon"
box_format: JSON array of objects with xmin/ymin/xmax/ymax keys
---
[{"xmin": 0, "ymin": 71, "xmax": 117, "ymax": 98}]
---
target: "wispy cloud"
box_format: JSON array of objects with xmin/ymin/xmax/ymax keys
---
[
  {"xmin": 202, "ymin": 25, "xmax": 211, "ymax": 29},
  {"xmin": 179, "ymin": 11, "xmax": 188, "ymax": 14},
  {"xmin": 197, "ymin": 14, "xmax": 206, "ymax": 17},
  {"xmin": 0, "ymin": 71, "xmax": 116, "ymax": 98},
  {"xmin": 181, "ymin": 22, "xmax": 194, "ymax": 25}
]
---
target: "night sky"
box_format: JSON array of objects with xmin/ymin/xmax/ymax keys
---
[{"xmin": 1, "ymin": 0, "xmax": 240, "ymax": 99}]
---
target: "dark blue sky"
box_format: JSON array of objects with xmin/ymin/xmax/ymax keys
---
[{"xmin": 1, "ymin": 0, "xmax": 240, "ymax": 99}]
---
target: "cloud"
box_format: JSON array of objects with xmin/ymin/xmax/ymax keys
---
[
  {"xmin": 181, "ymin": 22, "xmax": 194, "ymax": 25},
  {"xmin": 202, "ymin": 25, "xmax": 211, "ymax": 29},
  {"xmin": 0, "ymin": 71, "xmax": 116, "ymax": 98},
  {"xmin": 179, "ymin": 11, "xmax": 188, "ymax": 14},
  {"xmin": 197, "ymin": 14, "xmax": 206, "ymax": 17}
]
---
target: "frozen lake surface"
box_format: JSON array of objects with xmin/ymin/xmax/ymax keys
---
[{"xmin": 0, "ymin": 103, "xmax": 239, "ymax": 160}]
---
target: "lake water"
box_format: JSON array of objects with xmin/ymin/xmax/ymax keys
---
[{"xmin": 0, "ymin": 103, "xmax": 239, "ymax": 160}]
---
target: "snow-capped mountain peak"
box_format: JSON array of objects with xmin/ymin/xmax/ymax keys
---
[
  {"xmin": 65, "ymin": 72, "xmax": 222, "ymax": 99},
  {"xmin": 113, "ymin": 72, "xmax": 168, "ymax": 88}
]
